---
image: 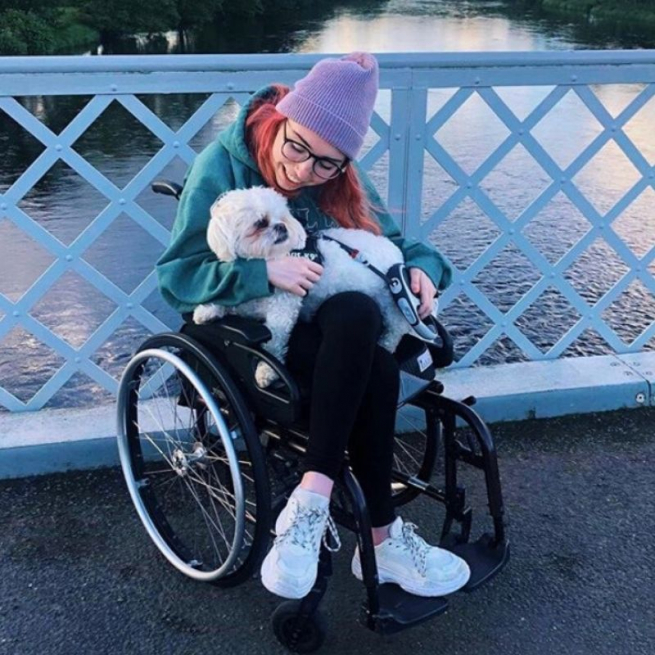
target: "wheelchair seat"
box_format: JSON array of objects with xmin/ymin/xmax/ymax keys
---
[
  {"xmin": 179, "ymin": 313, "xmax": 448, "ymax": 433},
  {"xmin": 180, "ymin": 315, "xmax": 308, "ymax": 427}
]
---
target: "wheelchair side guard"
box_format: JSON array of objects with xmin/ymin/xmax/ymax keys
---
[
  {"xmin": 181, "ymin": 320, "xmax": 304, "ymax": 426},
  {"xmin": 223, "ymin": 341, "xmax": 303, "ymax": 425},
  {"xmin": 200, "ymin": 314, "xmax": 272, "ymax": 347},
  {"xmin": 428, "ymin": 391, "xmax": 510, "ymax": 592}
]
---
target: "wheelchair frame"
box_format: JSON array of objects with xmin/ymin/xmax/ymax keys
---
[
  {"xmin": 116, "ymin": 179, "xmax": 509, "ymax": 652},
  {"xmin": 117, "ymin": 316, "xmax": 509, "ymax": 653}
]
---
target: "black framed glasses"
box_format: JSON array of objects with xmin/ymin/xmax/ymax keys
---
[{"xmin": 281, "ymin": 122, "xmax": 349, "ymax": 180}]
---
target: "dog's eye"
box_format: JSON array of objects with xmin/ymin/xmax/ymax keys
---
[{"xmin": 254, "ymin": 217, "xmax": 270, "ymax": 229}]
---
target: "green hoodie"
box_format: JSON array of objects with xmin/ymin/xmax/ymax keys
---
[{"xmin": 156, "ymin": 86, "xmax": 453, "ymax": 315}]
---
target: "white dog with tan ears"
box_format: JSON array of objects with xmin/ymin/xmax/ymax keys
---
[{"xmin": 193, "ymin": 186, "xmax": 415, "ymax": 387}]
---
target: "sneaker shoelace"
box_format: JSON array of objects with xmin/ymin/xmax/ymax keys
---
[
  {"xmin": 276, "ymin": 504, "xmax": 341, "ymax": 554},
  {"xmin": 399, "ymin": 521, "xmax": 430, "ymax": 577}
]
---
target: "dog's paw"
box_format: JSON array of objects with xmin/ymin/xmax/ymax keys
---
[
  {"xmin": 193, "ymin": 304, "xmax": 219, "ymax": 325},
  {"xmin": 255, "ymin": 361, "xmax": 279, "ymax": 389}
]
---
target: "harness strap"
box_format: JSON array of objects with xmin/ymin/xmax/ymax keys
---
[{"xmin": 319, "ymin": 234, "xmax": 389, "ymax": 283}]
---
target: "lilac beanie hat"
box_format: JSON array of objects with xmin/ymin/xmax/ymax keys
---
[{"xmin": 276, "ymin": 52, "xmax": 379, "ymax": 160}]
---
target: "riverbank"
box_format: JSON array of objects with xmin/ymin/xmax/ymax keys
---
[
  {"xmin": 528, "ymin": 0, "xmax": 655, "ymax": 35},
  {"xmin": 3, "ymin": 0, "xmax": 655, "ymax": 57},
  {"xmin": 0, "ymin": 0, "xmax": 360, "ymax": 56}
]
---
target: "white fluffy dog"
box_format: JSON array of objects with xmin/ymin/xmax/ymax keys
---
[
  {"xmin": 193, "ymin": 187, "xmax": 307, "ymax": 388},
  {"xmin": 194, "ymin": 186, "xmax": 415, "ymax": 387}
]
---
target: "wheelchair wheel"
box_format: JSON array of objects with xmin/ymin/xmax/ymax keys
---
[
  {"xmin": 117, "ymin": 332, "xmax": 271, "ymax": 586},
  {"xmin": 271, "ymin": 601, "xmax": 327, "ymax": 654},
  {"xmin": 391, "ymin": 405, "xmax": 439, "ymax": 506}
]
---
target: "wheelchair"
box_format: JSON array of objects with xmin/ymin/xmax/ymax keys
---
[{"xmin": 116, "ymin": 181, "xmax": 509, "ymax": 653}]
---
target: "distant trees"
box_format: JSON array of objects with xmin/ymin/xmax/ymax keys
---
[
  {"xmin": 0, "ymin": 0, "xmax": 271, "ymax": 53},
  {"xmin": 519, "ymin": 0, "xmax": 655, "ymax": 8},
  {"xmin": 176, "ymin": 0, "xmax": 224, "ymax": 31},
  {"xmin": 0, "ymin": 8, "xmax": 56, "ymax": 54},
  {"xmin": 80, "ymin": 0, "xmax": 179, "ymax": 40},
  {"xmin": 80, "ymin": 0, "xmax": 265, "ymax": 37}
]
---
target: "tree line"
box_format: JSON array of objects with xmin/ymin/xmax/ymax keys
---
[
  {"xmin": 0, "ymin": 0, "xmax": 308, "ymax": 54},
  {"xmin": 517, "ymin": 0, "xmax": 655, "ymax": 34}
]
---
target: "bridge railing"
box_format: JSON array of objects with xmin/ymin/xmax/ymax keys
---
[{"xmin": 1, "ymin": 51, "xmax": 654, "ymax": 412}]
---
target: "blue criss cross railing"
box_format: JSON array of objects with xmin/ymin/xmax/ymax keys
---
[
  {"xmin": 1, "ymin": 52, "xmax": 654, "ymax": 412},
  {"xmin": 422, "ymin": 80, "xmax": 655, "ymax": 365}
]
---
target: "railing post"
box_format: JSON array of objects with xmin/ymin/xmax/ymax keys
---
[
  {"xmin": 404, "ymin": 86, "xmax": 428, "ymax": 240},
  {"xmin": 388, "ymin": 84, "xmax": 427, "ymax": 238},
  {"xmin": 387, "ymin": 87, "xmax": 411, "ymax": 232}
]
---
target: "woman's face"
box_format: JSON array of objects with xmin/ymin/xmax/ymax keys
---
[{"xmin": 271, "ymin": 119, "xmax": 347, "ymax": 192}]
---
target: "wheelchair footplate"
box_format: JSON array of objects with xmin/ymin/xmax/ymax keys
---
[
  {"xmin": 444, "ymin": 532, "xmax": 510, "ymax": 592},
  {"xmin": 367, "ymin": 584, "xmax": 449, "ymax": 635},
  {"xmin": 363, "ymin": 533, "xmax": 509, "ymax": 635}
]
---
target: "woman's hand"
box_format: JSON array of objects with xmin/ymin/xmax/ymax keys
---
[
  {"xmin": 267, "ymin": 257, "xmax": 324, "ymax": 297},
  {"xmin": 409, "ymin": 268, "xmax": 437, "ymax": 320}
]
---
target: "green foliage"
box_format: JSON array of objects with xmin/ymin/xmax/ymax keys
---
[
  {"xmin": 80, "ymin": 0, "xmax": 179, "ymax": 38},
  {"xmin": 525, "ymin": 0, "xmax": 655, "ymax": 8},
  {"xmin": 0, "ymin": 1, "xmax": 54, "ymax": 10},
  {"xmin": 259, "ymin": 0, "xmax": 303, "ymax": 8},
  {"xmin": 176, "ymin": 0, "xmax": 223, "ymax": 30},
  {"xmin": 539, "ymin": 0, "xmax": 655, "ymax": 23},
  {"xmin": 224, "ymin": 0, "xmax": 264, "ymax": 17},
  {"xmin": 0, "ymin": 9, "xmax": 55, "ymax": 55},
  {"xmin": 78, "ymin": 0, "xmax": 266, "ymax": 37},
  {"xmin": 54, "ymin": 6, "xmax": 99, "ymax": 50}
]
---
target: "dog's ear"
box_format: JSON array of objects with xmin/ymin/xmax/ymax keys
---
[
  {"xmin": 207, "ymin": 198, "xmax": 237, "ymax": 262},
  {"xmin": 285, "ymin": 214, "xmax": 307, "ymax": 251}
]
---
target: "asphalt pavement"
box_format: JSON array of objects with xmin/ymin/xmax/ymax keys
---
[{"xmin": 1, "ymin": 407, "xmax": 654, "ymax": 655}]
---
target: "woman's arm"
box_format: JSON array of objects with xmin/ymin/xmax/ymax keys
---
[{"xmin": 155, "ymin": 145, "xmax": 273, "ymax": 315}]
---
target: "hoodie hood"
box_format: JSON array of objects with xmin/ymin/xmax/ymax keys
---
[{"xmin": 217, "ymin": 85, "xmax": 281, "ymax": 173}]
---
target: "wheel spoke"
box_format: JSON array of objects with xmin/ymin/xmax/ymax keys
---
[
  {"xmin": 394, "ymin": 438, "xmax": 422, "ymax": 470},
  {"xmin": 181, "ymin": 473, "xmax": 230, "ymax": 562}
]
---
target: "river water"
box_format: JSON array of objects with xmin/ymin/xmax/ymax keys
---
[{"xmin": 1, "ymin": 0, "xmax": 654, "ymax": 408}]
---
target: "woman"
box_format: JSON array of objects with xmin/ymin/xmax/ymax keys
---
[{"xmin": 156, "ymin": 52, "xmax": 470, "ymax": 600}]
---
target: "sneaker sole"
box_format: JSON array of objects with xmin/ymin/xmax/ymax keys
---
[
  {"xmin": 260, "ymin": 549, "xmax": 315, "ymax": 600},
  {"xmin": 352, "ymin": 557, "xmax": 471, "ymax": 598}
]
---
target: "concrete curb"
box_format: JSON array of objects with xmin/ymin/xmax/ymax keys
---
[
  {"xmin": 1, "ymin": 353, "xmax": 652, "ymax": 479},
  {"xmin": 434, "ymin": 352, "xmax": 651, "ymax": 424}
]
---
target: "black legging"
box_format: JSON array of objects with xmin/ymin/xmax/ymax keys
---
[{"xmin": 285, "ymin": 292, "xmax": 399, "ymax": 527}]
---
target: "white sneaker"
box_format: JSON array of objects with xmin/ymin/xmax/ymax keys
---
[
  {"xmin": 261, "ymin": 487, "xmax": 340, "ymax": 599},
  {"xmin": 351, "ymin": 516, "xmax": 470, "ymax": 597}
]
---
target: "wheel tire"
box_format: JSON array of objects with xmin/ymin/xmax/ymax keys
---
[
  {"xmin": 271, "ymin": 600, "xmax": 327, "ymax": 654},
  {"xmin": 117, "ymin": 332, "xmax": 271, "ymax": 586}
]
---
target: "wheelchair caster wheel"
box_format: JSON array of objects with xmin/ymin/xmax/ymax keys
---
[{"xmin": 272, "ymin": 600, "xmax": 327, "ymax": 653}]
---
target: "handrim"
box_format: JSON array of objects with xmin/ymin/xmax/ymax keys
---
[{"xmin": 117, "ymin": 347, "xmax": 245, "ymax": 582}]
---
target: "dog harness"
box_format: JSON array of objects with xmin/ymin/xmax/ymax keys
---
[
  {"xmin": 318, "ymin": 234, "xmax": 389, "ymax": 283},
  {"xmin": 307, "ymin": 233, "xmax": 446, "ymax": 345}
]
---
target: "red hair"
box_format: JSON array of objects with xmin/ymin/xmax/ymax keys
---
[{"xmin": 245, "ymin": 85, "xmax": 381, "ymax": 235}]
